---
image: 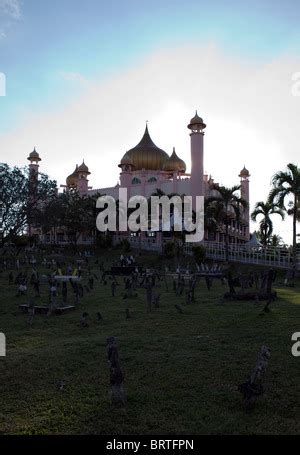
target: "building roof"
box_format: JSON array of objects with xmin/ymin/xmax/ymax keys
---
[
  {"xmin": 66, "ymin": 165, "xmax": 79, "ymax": 187},
  {"xmin": 119, "ymin": 124, "xmax": 169, "ymax": 171},
  {"xmin": 187, "ymin": 111, "xmax": 206, "ymax": 130},
  {"xmin": 239, "ymin": 165, "xmax": 250, "ymax": 178},
  {"xmin": 245, "ymin": 232, "xmax": 262, "ymax": 248},
  {"xmin": 27, "ymin": 147, "xmax": 41, "ymax": 162},
  {"xmin": 77, "ymin": 160, "xmax": 90, "ymax": 174},
  {"xmin": 163, "ymin": 147, "xmax": 186, "ymax": 173}
]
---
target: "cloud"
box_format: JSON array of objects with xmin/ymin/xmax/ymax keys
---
[
  {"xmin": 1, "ymin": 43, "xmax": 299, "ymax": 243},
  {"xmin": 0, "ymin": 0, "xmax": 21, "ymax": 19},
  {"xmin": 58, "ymin": 71, "xmax": 89, "ymax": 85}
]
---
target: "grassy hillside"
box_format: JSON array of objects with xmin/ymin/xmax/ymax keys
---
[{"xmin": 0, "ymin": 250, "xmax": 299, "ymax": 435}]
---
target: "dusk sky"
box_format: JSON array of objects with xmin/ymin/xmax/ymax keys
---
[{"xmin": 0, "ymin": 0, "xmax": 300, "ymax": 243}]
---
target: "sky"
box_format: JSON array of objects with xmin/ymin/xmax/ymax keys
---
[{"xmin": 0, "ymin": 0, "xmax": 300, "ymax": 244}]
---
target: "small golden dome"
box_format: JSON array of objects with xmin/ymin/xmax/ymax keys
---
[
  {"xmin": 163, "ymin": 147, "xmax": 186, "ymax": 173},
  {"xmin": 118, "ymin": 153, "xmax": 134, "ymax": 168},
  {"xmin": 66, "ymin": 165, "xmax": 79, "ymax": 187},
  {"xmin": 119, "ymin": 125, "xmax": 169, "ymax": 171},
  {"xmin": 188, "ymin": 110, "xmax": 206, "ymax": 130},
  {"xmin": 27, "ymin": 147, "xmax": 41, "ymax": 162},
  {"xmin": 78, "ymin": 160, "xmax": 90, "ymax": 175},
  {"xmin": 239, "ymin": 165, "xmax": 250, "ymax": 178}
]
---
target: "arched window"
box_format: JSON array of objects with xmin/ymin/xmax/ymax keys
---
[
  {"xmin": 132, "ymin": 177, "xmax": 141, "ymax": 185},
  {"xmin": 148, "ymin": 177, "xmax": 157, "ymax": 183}
]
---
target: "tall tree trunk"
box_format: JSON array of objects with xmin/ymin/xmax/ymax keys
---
[
  {"xmin": 293, "ymin": 194, "xmax": 297, "ymax": 268},
  {"xmin": 225, "ymin": 222, "xmax": 229, "ymax": 262},
  {"xmin": 263, "ymin": 225, "xmax": 267, "ymax": 246}
]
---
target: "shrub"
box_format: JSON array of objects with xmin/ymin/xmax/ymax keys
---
[
  {"xmin": 96, "ymin": 233, "xmax": 113, "ymax": 249},
  {"xmin": 120, "ymin": 239, "xmax": 131, "ymax": 253},
  {"xmin": 163, "ymin": 241, "xmax": 175, "ymax": 258},
  {"xmin": 192, "ymin": 245, "xmax": 206, "ymax": 264},
  {"xmin": 13, "ymin": 235, "xmax": 32, "ymax": 247}
]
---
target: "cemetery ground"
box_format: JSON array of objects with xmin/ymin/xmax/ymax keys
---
[{"xmin": 0, "ymin": 250, "xmax": 299, "ymax": 435}]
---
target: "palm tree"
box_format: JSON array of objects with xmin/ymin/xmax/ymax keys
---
[
  {"xmin": 204, "ymin": 198, "xmax": 226, "ymax": 234},
  {"xmin": 269, "ymin": 163, "xmax": 300, "ymax": 266},
  {"xmin": 269, "ymin": 234, "xmax": 285, "ymax": 248},
  {"xmin": 251, "ymin": 201, "xmax": 285, "ymax": 246},
  {"xmin": 206, "ymin": 184, "xmax": 248, "ymax": 261}
]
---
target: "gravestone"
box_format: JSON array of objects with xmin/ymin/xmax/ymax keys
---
[
  {"xmin": 78, "ymin": 283, "xmax": 84, "ymax": 298},
  {"xmin": 185, "ymin": 289, "xmax": 193, "ymax": 305},
  {"xmin": 238, "ymin": 345, "xmax": 271, "ymax": 411},
  {"xmin": 204, "ymin": 276, "xmax": 212, "ymax": 291},
  {"xmin": 27, "ymin": 299, "xmax": 35, "ymax": 326},
  {"xmin": 88, "ymin": 277, "xmax": 94, "ymax": 290},
  {"xmin": 152, "ymin": 293, "xmax": 160, "ymax": 308},
  {"xmin": 62, "ymin": 281, "xmax": 68, "ymax": 304},
  {"xmin": 48, "ymin": 278, "xmax": 57, "ymax": 315},
  {"xmin": 224, "ymin": 269, "xmax": 277, "ymax": 301},
  {"xmin": 33, "ymin": 277, "xmax": 40, "ymax": 297},
  {"xmin": 106, "ymin": 336, "xmax": 126, "ymax": 406},
  {"xmin": 227, "ymin": 271, "xmax": 236, "ymax": 294},
  {"xmin": 262, "ymin": 269, "xmax": 277, "ymax": 312},
  {"xmin": 111, "ymin": 281, "xmax": 117, "ymax": 297},
  {"xmin": 80, "ymin": 312, "xmax": 89, "ymax": 327},
  {"xmin": 189, "ymin": 277, "xmax": 197, "ymax": 303},
  {"xmin": 173, "ymin": 278, "xmax": 177, "ymax": 293}
]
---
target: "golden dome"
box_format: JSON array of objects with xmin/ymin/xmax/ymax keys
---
[
  {"xmin": 119, "ymin": 125, "xmax": 169, "ymax": 171},
  {"xmin": 239, "ymin": 165, "xmax": 250, "ymax": 178},
  {"xmin": 188, "ymin": 110, "xmax": 206, "ymax": 130},
  {"xmin": 27, "ymin": 147, "xmax": 41, "ymax": 162},
  {"xmin": 78, "ymin": 160, "xmax": 90, "ymax": 175},
  {"xmin": 66, "ymin": 165, "xmax": 79, "ymax": 187},
  {"xmin": 118, "ymin": 153, "xmax": 135, "ymax": 168},
  {"xmin": 163, "ymin": 147, "xmax": 186, "ymax": 173}
]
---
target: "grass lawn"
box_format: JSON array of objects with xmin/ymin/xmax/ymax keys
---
[{"xmin": 0, "ymin": 250, "xmax": 299, "ymax": 435}]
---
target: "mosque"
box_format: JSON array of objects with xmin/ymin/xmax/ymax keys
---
[{"xmin": 27, "ymin": 112, "xmax": 250, "ymax": 248}]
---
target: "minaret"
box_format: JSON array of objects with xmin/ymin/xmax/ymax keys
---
[
  {"xmin": 77, "ymin": 160, "xmax": 90, "ymax": 195},
  {"xmin": 27, "ymin": 147, "xmax": 41, "ymax": 181},
  {"xmin": 187, "ymin": 111, "xmax": 206, "ymax": 208},
  {"xmin": 27, "ymin": 148, "xmax": 41, "ymax": 235},
  {"xmin": 118, "ymin": 154, "xmax": 134, "ymax": 198},
  {"xmin": 239, "ymin": 166, "xmax": 250, "ymax": 241}
]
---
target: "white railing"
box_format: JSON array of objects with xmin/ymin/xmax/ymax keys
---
[{"xmin": 185, "ymin": 242, "xmax": 300, "ymax": 269}]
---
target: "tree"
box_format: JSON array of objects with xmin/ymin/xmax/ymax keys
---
[
  {"xmin": 269, "ymin": 234, "xmax": 285, "ymax": 248},
  {"xmin": 206, "ymin": 184, "xmax": 248, "ymax": 261},
  {"xmin": 204, "ymin": 198, "xmax": 226, "ymax": 234},
  {"xmin": 34, "ymin": 194, "xmax": 65, "ymax": 240},
  {"xmin": 269, "ymin": 163, "xmax": 300, "ymax": 266},
  {"xmin": 0, "ymin": 163, "xmax": 57, "ymax": 244},
  {"xmin": 36, "ymin": 190, "xmax": 100, "ymax": 249},
  {"xmin": 251, "ymin": 201, "xmax": 285, "ymax": 246}
]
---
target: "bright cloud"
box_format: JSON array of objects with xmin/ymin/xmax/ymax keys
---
[
  {"xmin": 1, "ymin": 43, "xmax": 299, "ymax": 243},
  {"xmin": 0, "ymin": 0, "xmax": 21, "ymax": 19}
]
